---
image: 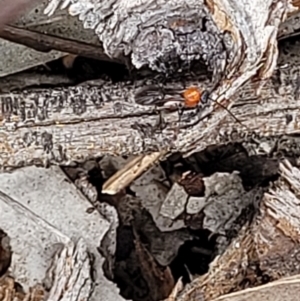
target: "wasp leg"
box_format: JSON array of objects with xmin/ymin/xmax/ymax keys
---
[
  {"xmin": 176, "ymin": 103, "xmax": 186, "ymax": 126},
  {"xmin": 154, "ymin": 107, "xmax": 168, "ymax": 132},
  {"xmin": 131, "ymin": 107, "xmax": 168, "ymax": 139},
  {"xmin": 176, "ymin": 105, "xmax": 200, "ymax": 129},
  {"xmin": 177, "ymin": 103, "xmax": 212, "ymax": 129}
]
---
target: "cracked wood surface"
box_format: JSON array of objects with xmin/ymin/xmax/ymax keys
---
[{"xmin": 1, "ymin": 38, "xmax": 300, "ymax": 170}]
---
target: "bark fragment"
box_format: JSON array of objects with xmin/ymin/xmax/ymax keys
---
[{"xmin": 175, "ymin": 160, "xmax": 300, "ymax": 301}]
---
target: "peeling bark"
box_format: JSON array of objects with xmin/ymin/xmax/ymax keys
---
[{"xmin": 41, "ymin": 0, "xmax": 296, "ymax": 111}]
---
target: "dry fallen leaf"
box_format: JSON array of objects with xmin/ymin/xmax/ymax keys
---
[{"xmin": 0, "ymin": 0, "xmax": 40, "ymax": 29}]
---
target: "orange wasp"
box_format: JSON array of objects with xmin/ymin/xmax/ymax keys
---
[
  {"xmin": 135, "ymin": 84, "xmax": 209, "ymax": 110},
  {"xmin": 134, "ymin": 84, "xmax": 210, "ymax": 129},
  {"xmin": 135, "ymin": 84, "xmax": 241, "ymax": 129},
  {"xmin": 183, "ymin": 86, "xmax": 208, "ymax": 108}
]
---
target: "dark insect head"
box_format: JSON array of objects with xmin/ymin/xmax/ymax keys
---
[{"xmin": 181, "ymin": 86, "xmax": 244, "ymax": 127}]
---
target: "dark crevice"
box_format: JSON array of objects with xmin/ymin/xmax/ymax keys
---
[{"xmin": 61, "ymin": 143, "xmax": 278, "ymax": 301}]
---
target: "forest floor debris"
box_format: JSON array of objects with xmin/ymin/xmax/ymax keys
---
[{"xmin": 1, "ymin": 11, "xmax": 300, "ymax": 299}]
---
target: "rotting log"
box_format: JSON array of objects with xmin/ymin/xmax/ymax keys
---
[{"xmin": 2, "ymin": 38, "xmax": 300, "ymax": 170}]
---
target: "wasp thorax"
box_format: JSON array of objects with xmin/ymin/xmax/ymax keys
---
[{"xmin": 183, "ymin": 87, "xmax": 201, "ymax": 108}]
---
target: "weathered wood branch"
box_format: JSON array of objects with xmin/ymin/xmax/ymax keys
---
[
  {"xmin": 0, "ymin": 0, "xmax": 299, "ymax": 106},
  {"xmin": 1, "ymin": 0, "xmax": 294, "ymax": 107},
  {"xmin": 1, "ymin": 38, "xmax": 300, "ymax": 170}
]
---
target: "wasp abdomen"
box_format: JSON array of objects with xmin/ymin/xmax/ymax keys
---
[{"xmin": 134, "ymin": 85, "xmax": 166, "ymax": 106}]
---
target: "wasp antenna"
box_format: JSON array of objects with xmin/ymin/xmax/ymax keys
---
[{"xmin": 208, "ymin": 96, "xmax": 247, "ymax": 129}]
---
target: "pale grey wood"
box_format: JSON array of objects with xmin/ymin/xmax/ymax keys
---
[
  {"xmin": 0, "ymin": 166, "xmax": 125, "ymax": 301},
  {"xmin": 1, "ymin": 38, "xmax": 300, "ymax": 170},
  {"xmin": 0, "ymin": 38, "xmax": 65, "ymax": 78},
  {"xmin": 45, "ymin": 239, "xmax": 93, "ymax": 301},
  {"xmin": 0, "ymin": 188, "xmax": 71, "ymax": 291}
]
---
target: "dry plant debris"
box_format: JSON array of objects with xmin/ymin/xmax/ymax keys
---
[
  {"xmin": 212, "ymin": 274, "xmax": 300, "ymax": 301},
  {"xmin": 102, "ymin": 152, "xmax": 167, "ymax": 195},
  {"xmin": 2, "ymin": 2, "xmax": 300, "ymax": 301}
]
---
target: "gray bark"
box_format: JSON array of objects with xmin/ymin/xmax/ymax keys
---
[
  {"xmin": 1, "ymin": 38, "xmax": 300, "ymax": 170},
  {"xmin": 41, "ymin": 0, "xmax": 294, "ymax": 109}
]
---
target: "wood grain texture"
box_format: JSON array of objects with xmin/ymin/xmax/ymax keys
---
[
  {"xmin": 40, "ymin": 0, "xmax": 293, "ymax": 111},
  {"xmin": 1, "ymin": 38, "xmax": 300, "ymax": 170},
  {"xmin": 213, "ymin": 275, "xmax": 300, "ymax": 301}
]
